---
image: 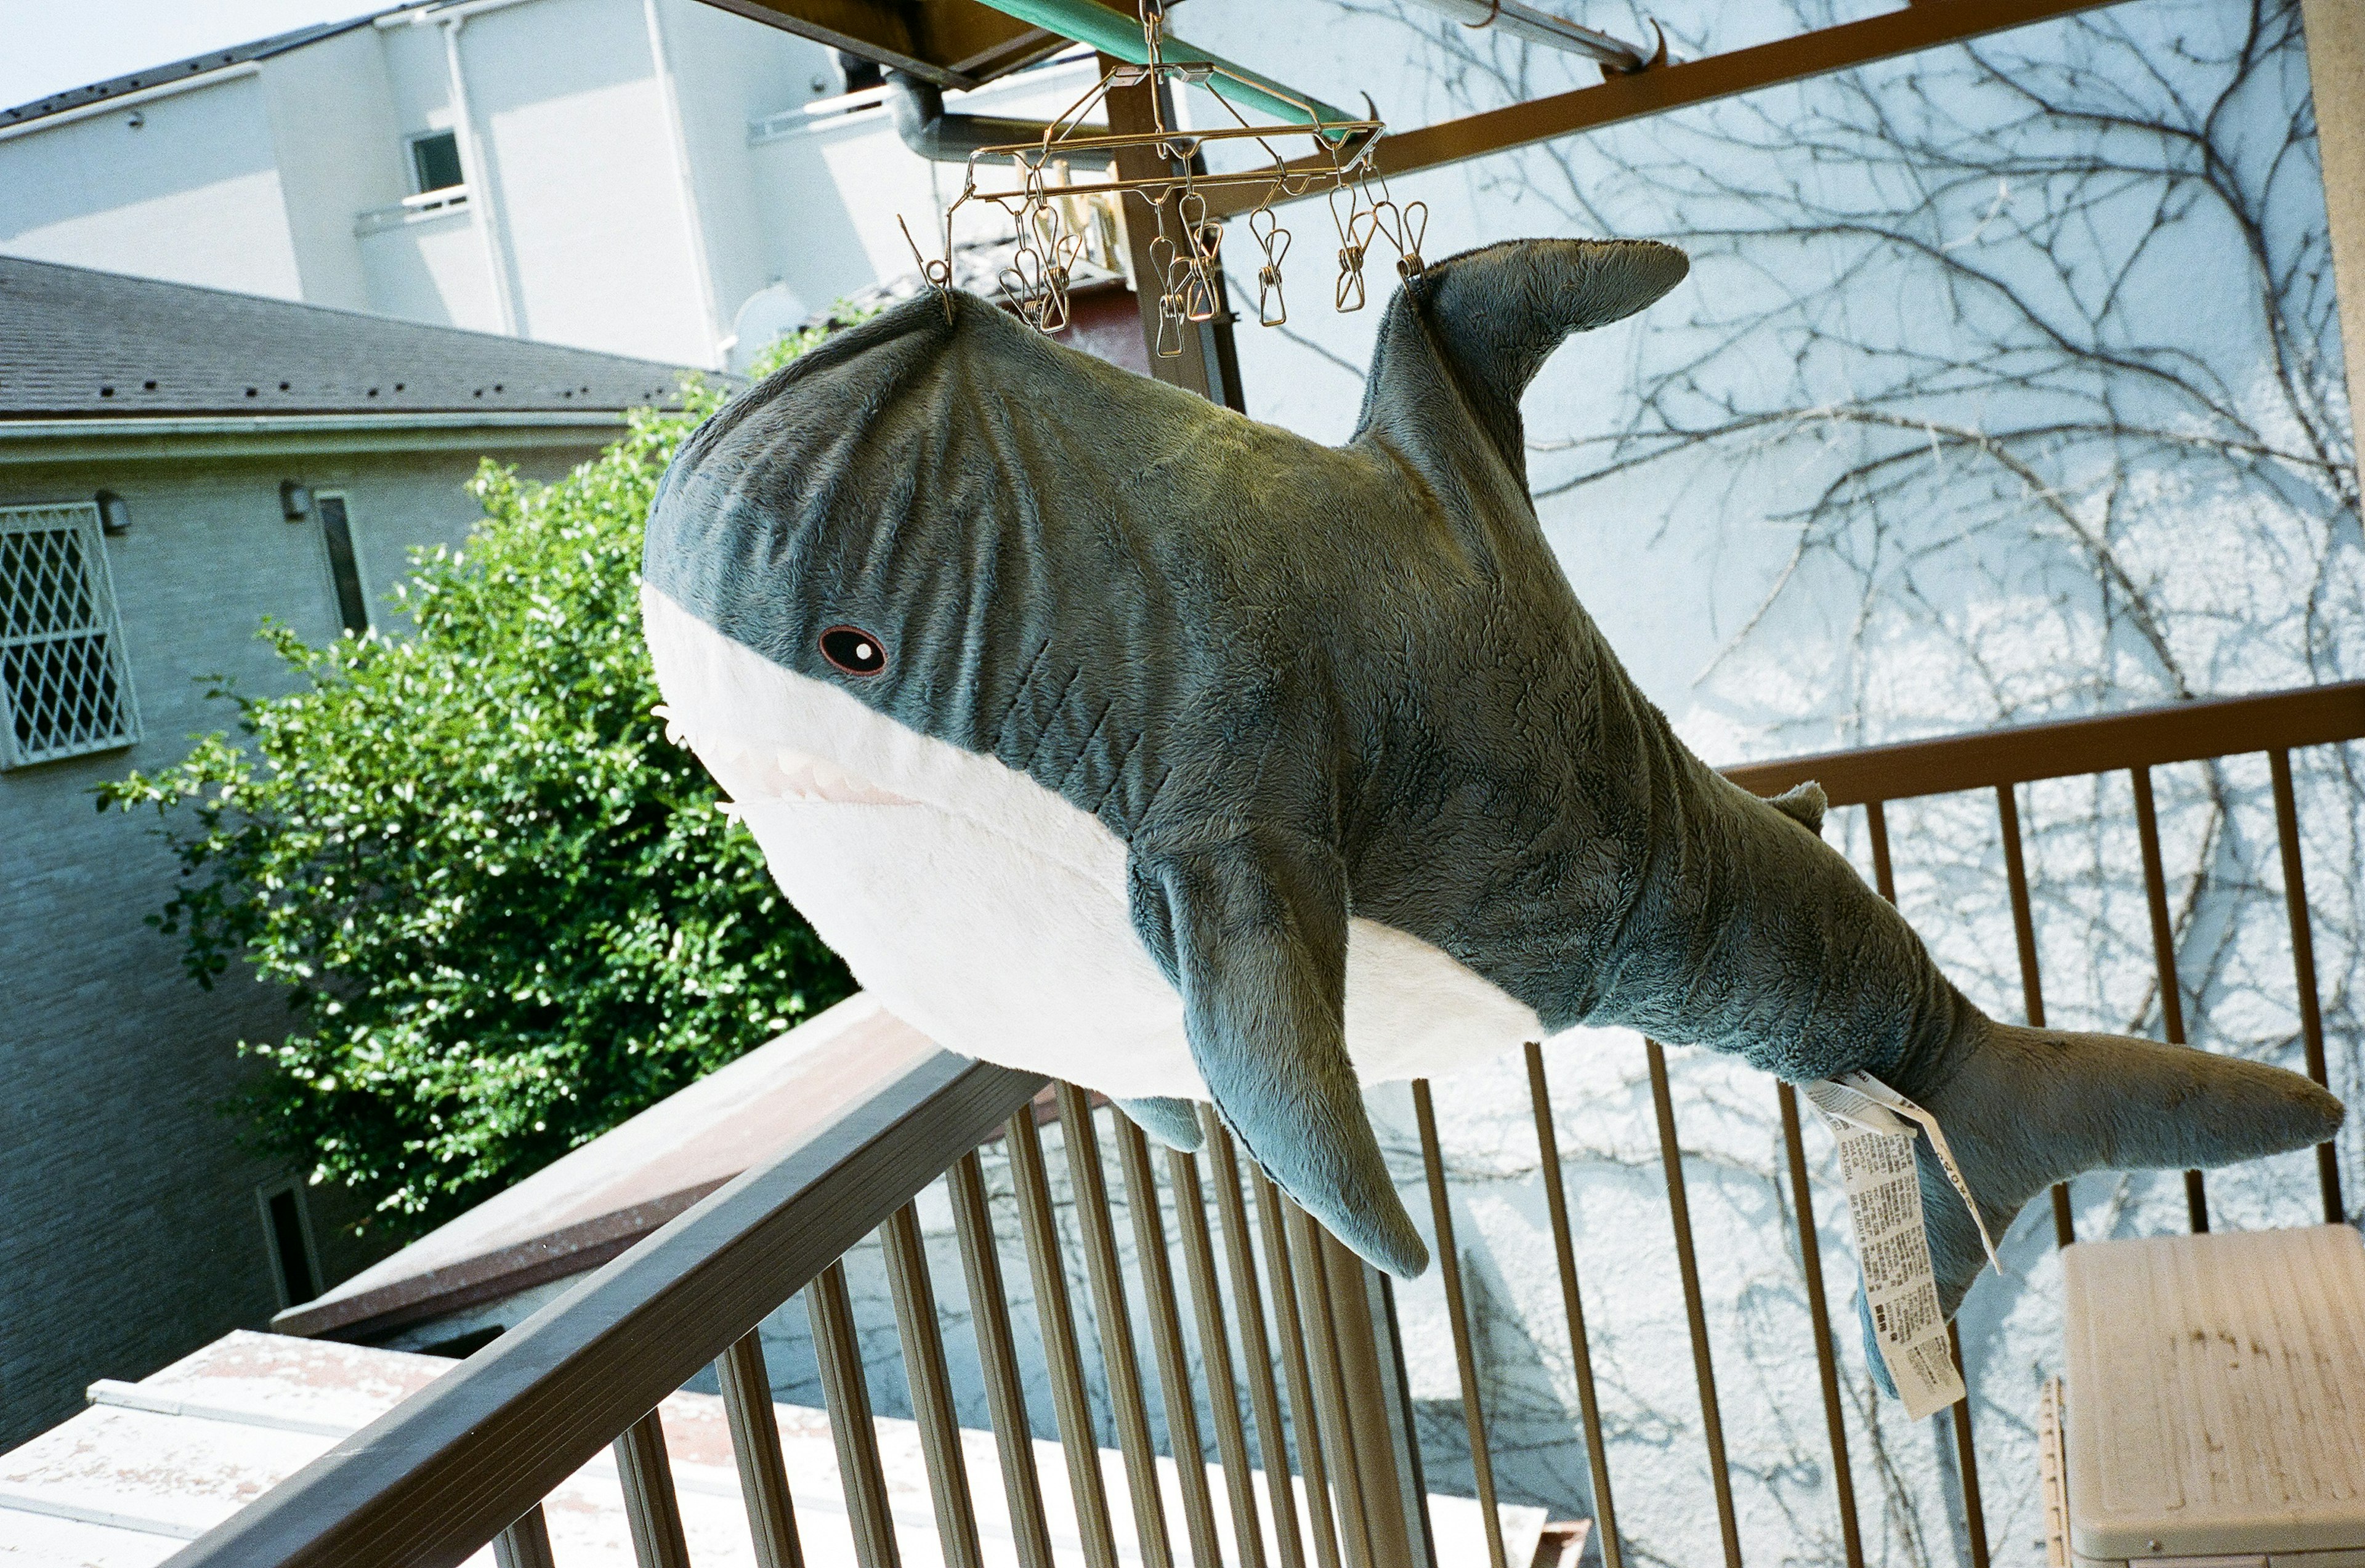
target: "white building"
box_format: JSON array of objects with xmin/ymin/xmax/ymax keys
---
[{"xmin": 0, "ymin": 0, "xmax": 1099, "ymax": 371}]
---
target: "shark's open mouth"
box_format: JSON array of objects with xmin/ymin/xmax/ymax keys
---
[{"xmin": 668, "ymin": 725, "xmax": 920, "ymax": 808}]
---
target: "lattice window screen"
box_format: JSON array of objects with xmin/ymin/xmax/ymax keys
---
[{"xmin": 1, "ymin": 503, "xmax": 140, "ymax": 768}]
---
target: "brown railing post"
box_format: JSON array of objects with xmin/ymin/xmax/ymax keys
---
[
  {"xmin": 1412, "ymin": 1080, "xmax": 1505, "ymax": 1568},
  {"xmin": 948, "ymin": 1149, "xmax": 1059, "ymax": 1568},
  {"xmin": 1523, "ymin": 1043, "xmax": 1623, "ymax": 1568},
  {"xmin": 1008, "ymin": 1104, "xmax": 1125, "ymax": 1568},
  {"xmin": 1255, "ymin": 1174, "xmax": 1348, "ymax": 1568},
  {"xmin": 717, "ymin": 1332, "xmax": 804, "ymax": 1568},
  {"xmin": 1059, "ymin": 1086, "xmax": 1178, "ymax": 1568},
  {"xmin": 883, "ymin": 1203, "xmax": 987, "ymax": 1568},
  {"xmin": 1645, "ymin": 1039, "xmax": 1743, "ymax": 1568},
  {"xmin": 2130, "ymin": 766, "xmax": 2209, "ymax": 1232},
  {"xmin": 1318, "ymin": 1228, "xmax": 1429, "ymax": 1568},
  {"xmin": 491, "ymin": 1507, "xmax": 557, "ymax": 1568},
  {"xmin": 1776, "ymin": 1083, "xmax": 1865, "ymax": 1568},
  {"xmin": 613, "ymin": 1410, "xmax": 692, "ymax": 1568},
  {"xmin": 2270, "ymin": 748, "xmax": 2347, "ymax": 1223}
]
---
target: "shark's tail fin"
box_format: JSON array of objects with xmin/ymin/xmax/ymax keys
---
[{"xmin": 1862, "ymin": 1017, "xmax": 2343, "ymax": 1392}]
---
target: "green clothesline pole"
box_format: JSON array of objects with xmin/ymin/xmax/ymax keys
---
[{"xmin": 972, "ymin": 0, "xmax": 1357, "ymax": 132}]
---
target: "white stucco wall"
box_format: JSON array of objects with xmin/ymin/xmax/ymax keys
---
[
  {"xmin": 0, "ymin": 71, "xmax": 303, "ymax": 299},
  {"xmin": 258, "ymin": 25, "xmax": 409, "ymax": 314},
  {"xmin": 455, "ymin": 0, "xmax": 713, "ymax": 365}
]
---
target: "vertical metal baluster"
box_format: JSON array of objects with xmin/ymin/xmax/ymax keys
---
[
  {"xmin": 614, "ymin": 1408, "xmax": 693, "ymax": 1568},
  {"xmin": 1991, "ymin": 785, "xmax": 2074, "ymax": 1247},
  {"xmin": 718, "ymin": 1331, "xmax": 804, "ymax": 1568},
  {"xmin": 1169, "ymin": 1139, "xmax": 1272, "ymax": 1568},
  {"xmin": 1313, "ymin": 1229, "xmax": 1425, "ymax": 1568},
  {"xmin": 2131, "ymin": 767, "xmax": 2209, "ymax": 1232},
  {"xmin": 1008, "ymin": 1104, "xmax": 1123, "ymax": 1568},
  {"xmin": 1896, "ymin": 797, "xmax": 1994, "ymax": 1563},
  {"xmin": 1253, "ymin": 1165, "xmax": 1344, "ymax": 1568},
  {"xmin": 1114, "ymin": 1115, "xmax": 1227, "ymax": 1568},
  {"xmin": 493, "ymin": 1505, "xmax": 557, "ymax": 1568},
  {"xmin": 1411, "ymin": 1080, "xmax": 1507, "ymax": 1568},
  {"xmin": 1776, "ymin": 1083, "xmax": 1864, "ymax": 1568},
  {"xmin": 810, "ymin": 1260, "xmax": 902, "ymax": 1568},
  {"xmin": 1524, "ymin": 1043, "xmax": 1622, "ymax": 1568},
  {"xmin": 2270, "ymin": 748, "xmax": 2346, "ymax": 1222},
  {"xmin": 885, "ymin": 1202, "xmax": 987, "ymax": 1568},
  {"xmin": 1284, "ymin": 1195, "xmax": 1374, "ymax": 1568},
  {"xmin": 949, "ymin": 1149, "xmax": 1059, "ymax": 1568},
  {"xmin": 1947, "ymin": 1324, "xmax": 1992, "ymax": 1568},
  {"xmin": 1059, "ymin": 1085, "xmax": 1178, "ymax": 1568},
  {"xmin": 1205, "ymin": 1115, "xmax": 1309, "ymax": 1568},
  {"xmin": 1645, "ymin": 1039, "xmax": 1743, "ymax": 1568}
]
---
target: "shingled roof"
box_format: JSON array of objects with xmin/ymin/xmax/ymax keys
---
[
  {"xmin": 0, "ymin": 256, "xmax": 706, "ymax": 419},
  {"xmin": 1, "ymin": 7, "xmax": 419, "ymax": 129}
]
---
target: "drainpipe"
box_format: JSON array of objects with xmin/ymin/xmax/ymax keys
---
[
  {"xmin": 882, "ymin": 71, "xmax": 1112, "ymax": 167},
  {"xmin": 642, "ymin": 0, "xmax": 726, "ymax": 366},
  {"xmin": 437, "ymin": 12, "xmax": 522, "ymax": 335}
]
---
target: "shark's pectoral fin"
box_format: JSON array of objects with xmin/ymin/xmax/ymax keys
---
[
  {"xmin": 1117, "ymin": 1096, "xmax": 1207, "ymax": 1152},
  {"xmin": 1128, "ymin": 828, "xmax": 1429, "ymax": 1277}
]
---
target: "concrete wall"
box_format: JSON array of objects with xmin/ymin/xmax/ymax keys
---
[
  {"xmin": 0, "ymin": 71, "xmax": 304, "ymax": 299},
  {"xmin": 0, "ymin": 437, "xmax": 602, "ymax": 1450}
]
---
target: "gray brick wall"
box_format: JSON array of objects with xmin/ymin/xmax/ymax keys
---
[{"xmin": 0, "ymin": 440, "xmax": 604, "ymax": 1448}]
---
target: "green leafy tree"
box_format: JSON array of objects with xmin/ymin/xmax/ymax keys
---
[{"xmin": 102, "ymin": 331, "xmax": 855, "ymax": 1233}]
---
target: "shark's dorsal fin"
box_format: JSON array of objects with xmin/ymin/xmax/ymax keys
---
[
  {"xmin": 1768, "ymin": 780, "xmax": 1828, "ymax": 835},
  {"xmin": 1126, "ymin": 826, "xmax": 1428, "ymax": 1277},
  {"xmin": 1356, "ymin": 238, "xmax": 1689, "ymax": 480}
]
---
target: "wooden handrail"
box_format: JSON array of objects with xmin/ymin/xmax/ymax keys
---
[
  {"xmin": 164, "ymin": 1046, "xmax": 1043, "ymax": 1568},
  {"xmin": 1720, "ymin": 679, "xmax": 2365, "ymax": 807}
]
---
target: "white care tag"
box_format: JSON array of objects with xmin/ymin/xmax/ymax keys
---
[{"xmin": 1800, "ymin": 1072, "xmax": 1995, "ymax": 1420}]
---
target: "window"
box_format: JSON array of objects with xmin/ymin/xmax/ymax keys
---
[
  {"xmin": 257, "ymin": 1179, "xmax": 320, "ymax": 1309},
  {"xmin": 410, "ymin": 129, "xmax": 463, "ymax": 194},
  {"xmin": 317, "ymin": 494, "xmax": 371, "ymax": 636},
  {"xmin": 0, "ymin": 502, "xmax": 140, "ymax": 769}
]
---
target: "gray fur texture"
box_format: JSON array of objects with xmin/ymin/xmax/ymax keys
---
[{"xmin": 643, "ymin": 238, "xmax": 2343, "ymax": 1374}]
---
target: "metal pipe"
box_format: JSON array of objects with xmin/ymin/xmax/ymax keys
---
[
  {"xmin": 1393, "ymin": 0, "xmax": 1660, "ymax": 73},
  {"xmin": 969, "ymin": 0, "xmax": 1354, "ymax": 127},
  {"xmin": 883, "ymin": 70, "xmax": 1113, "ymax": 166},
  {"xmin": 1946, "ymin": 1325, "xmax": 1991, "ymax": 1568},
  {"xmin": 1203, "ymin": 1119, "xmax": 1308, "ymax": 1568}
]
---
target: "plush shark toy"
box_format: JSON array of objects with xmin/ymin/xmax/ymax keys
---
[{"xmin": 642, "ymin": 238, "xmax": 2342, "ymax": 1368}]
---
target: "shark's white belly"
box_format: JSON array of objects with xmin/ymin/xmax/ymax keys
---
[{"xmin": 644, "ymin": 587, "xmax": 1542, "ymax": 1099}]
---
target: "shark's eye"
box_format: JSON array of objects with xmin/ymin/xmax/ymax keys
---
[{"xmin": 820, "ymin": 625, "xmax": 887, "ymax": 677}]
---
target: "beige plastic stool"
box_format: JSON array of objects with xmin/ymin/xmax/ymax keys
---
[{"xmin": 2042, "ymin": 1224, "xmax": 2365, "ymax": 1568}]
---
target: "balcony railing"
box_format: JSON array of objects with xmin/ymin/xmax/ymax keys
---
[
  {"xmin": 354, "ymin": 186, "xmax": 474, "ymax": 237},
  {"xmin": 161, "ymin": 680, "xmax": 2363, "ymax": 1568}
]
